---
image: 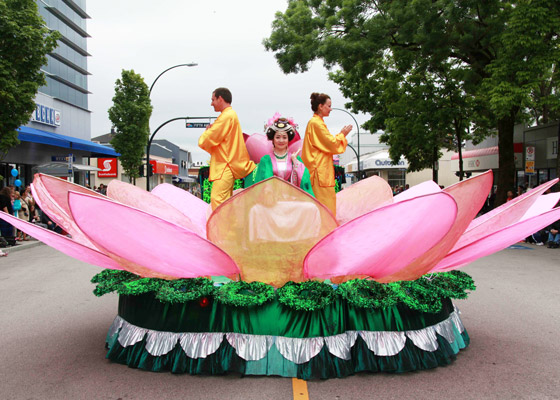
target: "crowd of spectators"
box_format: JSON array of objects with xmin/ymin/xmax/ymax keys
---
[{"xmin": 0, "ymin": 184, "xmax": 64, "ymax": 257}]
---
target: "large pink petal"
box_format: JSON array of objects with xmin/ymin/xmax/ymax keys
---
[
  {"xmin": 335, "ymin": 175, "xmax": 393, "ymax": 225},
  {"xmin": 151, "ymin": 183, "xmax": 209, "ymax": 236},
  {"xmin": 304, "ymin": 192, "xmax": 458, "ymax": 281},
  {"xmin": 455, "ymin": 179, "xmax": 559, "ymax": 251},
  {"xmin": 245, "ymin": 133, "xmax": 273, "ymax": 163},
  {"xmin": 68, "ymin": 191, "xmax": 239, "ymax": 278},
  {"xmin": 380, "ymin": 171, "xmax": 494, "ymax": 282},
  {"xmin": 107, "ymin": 180, "xmax": 204, "ymax": 237},
  {"xmin": 434, "ymin": 208, "xmax": 560, "ymax": 272},
  {"xmin": 392, "ymin": 180, "xmax": 442, "ymax": 203},
  {"xmin": 207, "ymin": 177, "xmax": 338, "ymax": 287},
  {"xmin": 0, "ymin": 212, "xmax": 123, "ymax": 271},
  {"xmin": 521, "ymin": 193, "xmax": 560, "ymax": 220},
  {"xmin": 31, "ymin": 174, "xmax": 104, "ymax": 248}
]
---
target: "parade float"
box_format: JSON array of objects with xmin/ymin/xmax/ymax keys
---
[{"xmin": 2, "ymin": 147, "xmax": 560, "ymax": 378}]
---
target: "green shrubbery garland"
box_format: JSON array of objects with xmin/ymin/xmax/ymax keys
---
[
  {"xmin": 91, "ymin": 270, "xmax": 475, "ymax": 313},
  {"xmin": 216, "ymin": 281, "xmax": 275, "ymax": 307},
  {"xmin": 277, "ymin": 281, "xmax": 335, "ymax": 311},
  {"xmin": 155, "ymin": 278, "xmax": 216, "ymax": 304},
  {"xmin": 337, "ymin": 280, "xmax": 400, "ymax": 309}
]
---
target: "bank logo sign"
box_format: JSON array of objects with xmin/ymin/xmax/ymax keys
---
[
  {"xmin": 31, "ymin": 103, "xmax": 61, "ymax": 127},
  {"xmin": 97, "ymin": 158, "xmax": 118, "ymax": 177}
]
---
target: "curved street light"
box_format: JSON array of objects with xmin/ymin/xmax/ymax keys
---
[
  {"xmin": 146, "ymin": 63, "xmax": 198, "ymax": 191},
  {"xmin": 332, "ymin": 108, "xmax": 361, "ymax": 180},
  {"xmin": 149, "ymin": 63, "xmax": 198, "ymax": 96}
]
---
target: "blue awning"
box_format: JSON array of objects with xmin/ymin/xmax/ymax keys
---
[{"xmin": 17, "ymin": 126, "xmax": 120, "ymax": 157}]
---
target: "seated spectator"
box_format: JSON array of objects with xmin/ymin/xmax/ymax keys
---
[
  {"xmin": 40, "ymin": 208, "xmax": 63, "ymax": 234},
  {"xmin": 546, "ymin": 220, "xmax": 560, "ymax": 248}
]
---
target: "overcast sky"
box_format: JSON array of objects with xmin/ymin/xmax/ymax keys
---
[{"xmin": 86, "ymin": 0, "xmax": 369, "ymax": 163}]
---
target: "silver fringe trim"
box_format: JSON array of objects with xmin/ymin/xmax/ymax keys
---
[
  {"xmin": 180, "ymin": 332, "xmax": 223, "ymax": 359},
  {"xmin": 109, "ymin": 307, "xmax": 466, "ymax": 363},
  {"xmin": 276, "ymin": 336, "xmax": 324, "ymax": 364},
  {"xmin": 359, "ymin": 331, "xmax": 406, "ymax": 356},
  {"xmin": 226, "ymin": 333, "xmax": 274, "ymax": 361},
  {"xmin": 324, "ymin": 331, "xmax": 358, "ymax": 360}
]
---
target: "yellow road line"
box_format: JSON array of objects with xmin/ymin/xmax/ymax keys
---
[{"xmin": 292, "ymin": 378, "xmax": 309, "ymax": 400}]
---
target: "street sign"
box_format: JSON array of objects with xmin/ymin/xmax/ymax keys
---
[
  {"xmin": 525, "ymin": 160, "xmax": 535, "ymax": 174},
  {"xmin": 185, "ymin": 122, "xmax": 209, "ymax": 128},
  {"xmin": 67, "ymin": 153, "xmax": 73, "ymax": 175},
  {"xmin": 525, "ymin": 146, "xmax": 535, "ymax": 175}
]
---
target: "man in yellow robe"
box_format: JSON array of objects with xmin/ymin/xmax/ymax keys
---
[
  {"xmin": 199, "ymin": 88, "xmax": 255, "ymax": 211},
  {"xmin": 302, "ymin": 94, "xmax": 351, "ymax": 217}
]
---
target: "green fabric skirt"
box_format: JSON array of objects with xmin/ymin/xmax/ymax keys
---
[{"xmin": 105, "ymin": 293, "xmax": 469, "ymax": 379}]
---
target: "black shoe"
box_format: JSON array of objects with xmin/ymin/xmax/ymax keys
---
[
  {"xmin": 553, "ymin": 242, "xmax": 560, "ymax": 249},
  {"xmin": 547, "ymin": 242, "xmax": 554, "ymax": 248}
]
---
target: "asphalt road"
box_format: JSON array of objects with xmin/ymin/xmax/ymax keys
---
[{"xmin": 0, "ymin": 243, "xmax": 559, "ymax": 400}]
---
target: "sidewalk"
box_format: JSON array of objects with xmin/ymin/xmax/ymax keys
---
[{"xmin": 1, "ymin": 238, "xmax": 43, "ymax": 255}]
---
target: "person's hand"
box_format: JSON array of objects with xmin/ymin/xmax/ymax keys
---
[
  {"xmin": 291, "ymin": 149, "xmax": 301, "ymax": 165},
  {"xmin": 340, "ymin": 125, "xmax": 352, "ymax": 136},
  {"xmin": 205, "ymin": 123, "xmax": 213, "ymax": 131},
  {"xmin": 551, "ymin": 229, "xmax": 559, "ymax": 235}
]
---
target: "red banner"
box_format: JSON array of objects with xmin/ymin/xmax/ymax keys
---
[
  {"xmin": 97, "ymin": 158, "xmax": 118, "ymax": 177},
  {"xmin": 149, "ymin": 159, "xmax": 179, "ymax": 175}
]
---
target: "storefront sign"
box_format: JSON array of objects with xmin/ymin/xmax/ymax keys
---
[
  {"xmin": 149, "ymin": 160, "xmax": 179, "ymax": 175},
  {"xmin": 31, "ymin": 103, "xmax": 61, "ymax": 127},
  {"xmin": 51, "ymin": 155, "xmax": 76, "ymax": 162},
  {"xmin": 97, "ymin": 158, "xmax": 118, "ymax": 177},
  {"xmin": 362, "ymin": 158, "xmax": 408, "ymax": 169}
]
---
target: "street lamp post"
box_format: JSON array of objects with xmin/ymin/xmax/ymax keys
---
[
  {"xmin": 332, "ymin": 108, "xmax": 361, "ymax": 180},
  {"xmin": 146, "ymin": 117, "xmax": 215, "ymax": 191},
  {"xmin": 146, "ymin": 63, "xmax": 197, "ymax": 191},
  {"xmin": 149, "ymin": 63, "xmax": 198, "ymax": 96}
]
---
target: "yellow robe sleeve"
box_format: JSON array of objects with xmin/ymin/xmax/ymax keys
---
[
  {"xmin": 198, "ymin": 112, "xmax": 231, "ymax": 151},
  {"xmin": 198, "ymin": 107, "xmax": 255, "ymax": 181},
  {"xmin": 302, "ymin": 114, "xmax": 347, "ymax": 187},
  {"xmin": 308, "ymin": 117, "xmax": 347, "ymax": 155}
]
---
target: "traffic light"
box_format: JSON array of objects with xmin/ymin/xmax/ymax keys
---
[{"xmin": 147, "ymin": 164, "xmax": 153, "ymax": 177}]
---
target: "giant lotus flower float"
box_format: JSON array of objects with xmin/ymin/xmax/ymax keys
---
[{"xmin": 2, "ymin": 171, "xmax": 560, "ymax": 379}]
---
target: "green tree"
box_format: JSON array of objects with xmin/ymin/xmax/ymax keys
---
[
  {"xmin": 108, "ymin": 70, "xmax": 152, "ymax": 184},
  {"xmin": 0, "ymin": 0, "xmax": 59, "ymax": 166},
  {"xmin": 264, "ymin": 0, "xmax": 559, "ymax": 204}
]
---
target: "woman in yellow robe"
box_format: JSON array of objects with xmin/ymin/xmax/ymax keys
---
[{"xmin": 302, "ymin": 93, "xmax": 352, "ymax": 217}]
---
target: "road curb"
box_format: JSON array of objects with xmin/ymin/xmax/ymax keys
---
[{"xmin": 2, "ymin": 240, "xmax": 44, "ymax": 254}]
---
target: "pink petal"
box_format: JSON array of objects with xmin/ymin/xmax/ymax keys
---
[
  {"xmin": 207, "ymin": 177, "xmax": 338, "ymax": 287},
  {"xmin": 521, "ymin": 193, "xmax": 560, "ymax": 220},
  {"xmin": 392, "ymin": 180, "xmax": 441, "ymax": 203},
  {"xmin": 380, "ymin": 171, "xmax": 494, "ymax": 282},
  {"xmin": 336, "ymin": 175, "xmax": 393, "ymax": 225},
  {"xmin": 107, "ymin": 180, "xmax": 204, "ymax": 237},
  {"xmin": 304, "ymin": 192, "xmax": 458, "ymax": 281},
  {"xmin": 0, "ymin": 212, "xmax": 123, "ymax": 271},
  {"xmin": 456, "ymin": 179, "xmax": 559, "ymax": 251},
  {"xmin": 151, "ymin": 183, "xmax": 209, "ymax": 236},
  {"xmin": 434, "ymin": 208, "xmax": 560, "ymax": 272},
  {"xmin": 31, "ymin": 174, "xmax": 104, "ymax": 248},
  {"xmin": 288, "ymin": 139, "xmax": 303, "ymax": 156},
  {"xmin": 68, "ymin": 191, "xmax": 239, "ymax": 278},
  {"xmin": 245, "ymin": 133, "xmax": 273, "ymax": 163}
]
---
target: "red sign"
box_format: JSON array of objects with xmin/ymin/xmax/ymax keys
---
[
  {"xmin": 149, "ymin": 159, "xmax": 179, "ymax": 175},
  {"xmin": 97, "ymin": 158, "xmax": 118, "ymax": 177}
]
